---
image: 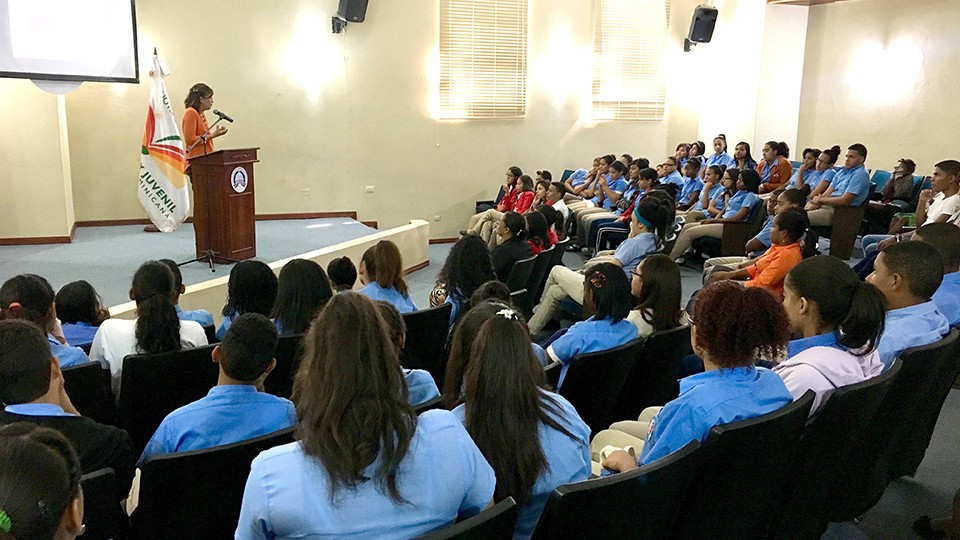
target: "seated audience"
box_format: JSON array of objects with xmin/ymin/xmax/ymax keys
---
[
  {"xmin": 526, "ymin": 211, "xmax": 555, "ymax": 254},
  {"xmin": 596, "ymin": 281, "xmax": 793, "ymax": 470},
  {"xmin": 583, "ymin": 165, "xmax": 659, "ymax": 253},
  {"xmin": 546, "ymin": 263, "xmax": 638, "ymax": 388},
  {"xmin": 271, "ymin": 258, "xmax": 334, "ymax": 336},
  {"xmin": 546, "ymin": 181, "xmax": 570, "ymax": 221},
  {"xmin": 676, "ymin": 158, "xmax": 704, "ymax": 210},
  {"xmin": 217, "ymin": 260, "xmax": 278, "ymax": 340},
  {"xmin": 139, "ymin": 313, "xmax": 295, "ymax": 465},
  {"xmin": 0, "ymin": 319, "xmax": 135, "ymax": 500},
  {"xmin": 867, "ymin": 241, "xmax": 951, "ymax": 367},
  {"xmin": 468, "ymin": 280, "xmax": 512, "ymax": 307},
  {"xmin": 688, "ymin": 141, "xmax": 706, "ymax": 169},
  {"xmin": 657, "ymin": 156, "xmax": 683, "ymax": 187},
  {"xmin": 90, "ymin": 261, "xmax": 208, "ymax": 395},
  {"xmin": 375, "ymin": 300, "xmax": 441, "ymax": 407},
  {"xmin": 490, "ymin": 211, "xmax": 534, "ymax": 283},
  {"xmin": 327, "ymin": 256, "xmax": 358, "ymax": 292},
  {"xmin": 865, "ymin": 158, "xmax": 917, "ymax": 232},
  {"xmin": 358, "ymin": 240, "xmax": 418, "ymax": 313},
  {"xmin": 159, "ymin": 258, "xmax": 215, "ymax": 327},
  {"xmin": 454, "ymin": 306, "xmax": 590, "ymax": 539},
  {"xmin": 0, "ymin": 423, "xmax": 86, "ymax": 540},
  {"xmin": 914, "ymin": 223, "xmax": 960, "ymax": 326},
  {"xmin": 430, "ymin": 234, "xmax": 497, "ymax": 327},
  {"xmin": 1, "ymin": 274, "xmax": 89, "ymax": 367},
  {"xmin": 774, "ymin": 256, "xmax": 885, "ymax": 415},
  {"xmin": 563, "ymin": 157, "xmax": 601, "ymax": 202},
  {"xmin": 683, "ymin": 164, "xmax": 724, "ymax": 223},
  {"xmin": 733, "ymin": 141, "xmax": 758, "ymax": 172},
  {"xmin": 55, "ymin": 280, "xmax": 110, "ymax": 347},
  {"xmin": 806, "ymin": 145, "xmax": 842, "ymax": 199},
  {"xmin": 465, "ymin": 165, "xmax": 522, "ymax": 231},
  {"xmin": 675, "ymin": 143, "xmax": 690, "ymax": 167},
  {"xmin": 785, "ymin": 147, "xmax": 821, "ymax": 193},
  {"xmin": 756, "ymin": 141, "xmax": 793, "ymax": 193},
  {"xmin": 568, "ymin": 155, "xmax": 617, "ymax": 211},
  {"xmin": 472, "ymin": 174, "xmax": 536, "ymax": 247},
  {"xmin": 627, "ymin": 254, "xmax": 688, "ymax": 337},
  {"xmin": 235, "ymin": 293, "xmax": 495, "ymax": 539},
  {"xmin": 805, "ymin": 144, "xmax": 871, "ymax": 226},
  {"xmin": 703, "ymin": 134, "xmax": 736, "ymax": 173},
  {"xmin": 538, "ymin": 204, "xmax": 566, "ymax": 243}
]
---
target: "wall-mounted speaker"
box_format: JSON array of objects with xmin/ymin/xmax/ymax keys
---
[
  {"xmin": 686, "ymin": 5, "xmax": 718, "ymax": 51},
  {"xmin": 337, "ymin": 0, "xmax": 369, "ymax": 23}
]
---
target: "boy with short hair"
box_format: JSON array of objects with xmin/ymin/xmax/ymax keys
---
[
  {"xmin": 0, "ymin": 274, "xmax": 89, "ymax": 367},
  {"xmin": 327, "ymin": 256, "xmax": 358, "ymax": 292},
  {"xmin": 914, "ymin": 222, "xmax": 960, "ymax": 326},
  {"xmin": 159, "ymin": 259, "xmax": 215, "ymax": 327}
]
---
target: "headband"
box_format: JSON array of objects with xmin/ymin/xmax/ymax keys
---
[{"xmin": 633, "ymin": 207, "xmax": 653, "ymax": 230}]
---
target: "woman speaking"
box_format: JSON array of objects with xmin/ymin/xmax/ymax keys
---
[{"xmin": 182, "ymin": 83, "xmax": 227, "ymax": 159}]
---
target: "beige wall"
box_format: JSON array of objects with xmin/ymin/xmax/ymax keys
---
[{"xmin": 798, "ymin": 0, "xmax": 960, "ymax": 173}]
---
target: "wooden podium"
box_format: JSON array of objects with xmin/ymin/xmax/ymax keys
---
[{"xmin": 188, "ymin": 148, "xmax": 260, "ymax": 262}]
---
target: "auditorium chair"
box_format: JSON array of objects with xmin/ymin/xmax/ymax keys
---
[
  {"xmin": 505, "ymin": 255, "xmax": 537, "ymax": 292},
  {"xmin": 401, "ymin": 303, "xmax": 453, "ymax": 386},
  {"xmin": 526, "ymin": 245, "xmax": 555, "ymax": 303},
  {"xmin": 416, "ymin": 498, "xmax": 518, "ymax": 540},
  {"xmin": 81, "ymin": 468, "xmax": 130, "ymax": 540},
  {"xmin": 693, "ymin": 198, "xmax": 767, "ymax": 259},
  {"xmin": 201, "ymin": 324, "xmax": 218, "ymax": 344},
  {"xmin": 262, "ymin": 333, "xmax": 304, "ymax": 399},
  {"xmin": 509, "ymin": 288, "xmax": 534, "ymax": 321},
  {"xmin": 62, "ymin": 362, "xmax": 115, "ymax": 425},
  {"xmin": 613, "ymin": 325, "xmax": 691, "ymax": 422}
]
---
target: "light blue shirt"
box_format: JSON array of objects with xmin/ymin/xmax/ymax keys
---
[
  {"xmin": 405, "ymin": 369, "xmax": 440, "ymax": 406},
  {"xmin": 358, "ymin": 282, "xmax": 418, "ymax": 314},
  {"xmin": 876, "ymin": 301, "xmax": 950, "ymax": 367},
  {"xmin": 452, "ymin": 391, "xmax": 591, "ymax": 540},
  {"xmin": 933, "ymin": 272, "xmax": 960, "ymax": 327},
  {"xmin": 753, "ymin": 215, "xmax": 775, "ymax": 250},
  {"xmin": 638, "ymin": 366, "xmax": 792, "ymax": 465},
  {"xmin": 216, "ymin": 310, "xmax": 240, "ymax": 341},
  {"xmin": 677, "ymin": 177, "xmax": 704, "ymax": 204},
  {"xmin": 139, "ymin": 385, "xmax": 296, "ymax": 466},
  {"xmin": 567, "ymin": 169, "xmax": 588, "ymax": 187},
  {"xmin": 829, "ymin": 164, "xmax": 871, "ymax": 206},
  {"xmin": 691, "ymin": 183, "xmax": 723, "ymax": 213},
  {"xmin": 787, "ymin": 331, "xmax": 844, "ymax": 358},
  {"xmin": 235, "ymin": 410, "xmax": 496, "ymax": 540},
  {"xmin": 787, "ymin": 168, "xmax": 829, "ymax": 190},
  {"xmin": 444, "ymin": 290, "xmax": 466, "ymax": 329},
  {"xmin": 663, "ymin": 170, "xmax": 684, "ymax": 187},
  {"xmin": 62, "ymin": 322, "xmax": 98, "ymax": 347},
  {"xmin": 817, "ymin": 168, "xmax": 837, "ymax": 187},
  {"xmin": 759, "ymin": 160, "xmax": 775, "ymax": 183},
  {"xmin": 612, "ymin": 232, "xmax": 658, "ymax": 279},
  {"xmin": 592, "ymin": 177, "xmax": 627, "ymax": 210},
  {"xmin": 176, "ymin": 304, "xmax": 215, "ymax": 327},
  {"xmin": 4, "ymin": 403, "xmax": 74, "ymax": 417},
  {"xmin": 705, "ymin": 151, "xmax": 736, "ymax": 170},
  {"xmin": 722, "ymin": 190, "xmax": 760, "ymax": 220},
  {"xmin": 547, "ymin": 316, "xmax": 638, "ymax": 388},
  {"xmin": 48, "ymin": 334, "xmax": 90, "ymax": 367}
]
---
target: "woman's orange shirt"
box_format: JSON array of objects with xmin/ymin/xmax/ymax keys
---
[{"xmin": 182, "ymin": 107, "xmax": 215, "ymax": 159}]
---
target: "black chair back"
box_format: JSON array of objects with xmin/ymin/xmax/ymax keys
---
[
  {"xmin": 416, "ymin": 497, "xmax": 519, "ymax": 540},
  {"xmin": 62, "ymin": 362, "xmax": 115, "ymax": 425},
  {"xmin": 133, "ymin": 427, "xmax": 296, "ymax": 540},
  {"xmin": 81, "ymin": 468, "xmax": 130, "ymax": 540},
  {"xmin": 202, "ymin": 324, "xmax": 218, "ymax": 344},
  {"xmin": 527, "ymin": 246, "xmax": 554, "ymax": 299},
  {"xmin": 401, "ymin": 303, "xmax": 453, "ymax": 386},
  {"xmin": 671, "ymin": 391, "xmax": 815, "ymax": 539},
  {"xmin": 117, "ymin": 345, "xmax": 219, "ymax": 455},
  {"xmin": 509, "ymin": 288, "xmax": 534, "ymax": 321},
  {"xmin": 262, "ymin": 333, "xmax": 305, "ymax": 399},
  {"xmin": 550, "ymin": 237, "xmax": 570, "ymax": 268},
  {"xmin": 505, "ymin": 255, "xmax": 537, "ymax": 292},
  {"xmin": 773, "ymin": 361, "xmax": 900, "ymax": 540},
  {"xmin": 615, "ymin": 325, "xmax": 691, "ymax": 421},
  {"xmin": 557, "ymin": 338, "xmax": 645, "ymax": 435}
]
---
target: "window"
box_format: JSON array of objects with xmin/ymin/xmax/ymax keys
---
[
  {"xmin": 439, "ymin": 0, "xmax": 527, "ymax": 119},
  {"xmin": 591, "ymin": 0, "xmax": 669, "ymax": 120}
]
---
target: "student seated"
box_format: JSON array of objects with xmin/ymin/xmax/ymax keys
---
[
  {"xmin": 271, "ymin": 259, "xmax": 333, "ymax": 336},
  {"xmin": 55, "ymin": 279, "xmax": 110, "ymax": 348},
  {"xmin": 1, "ymin": 274, "xmax": 90, "ymax": 367},
  {"xmin": 676, "ymin": 158, "xmax": 704, "ymax": 210},
  {"xmin": 867, "ymin": 241, "xmax": 951, "ymax": 367},
  {"xmin": 490, "ymin": 211, "xmax": 534, "ymax": 283},
  {"xmin": 733, "ymin": 141, "xmax": 759, "ymax": 172},
  {"xmin": 218, "ymin": 259, "xmax": 278, "ymax": 340},
  {"xmin": 138, "ymin": 313, "xmax": 295, "ymax": 465},
  {"xmin": 570, "ymin": 160, "xmax": 630, "ymax": 246},
  {"xmin": 595, "ymin": 282, "xmax": 793, "ymax": 470},
  {"xmin": 526, "ymin": 211, "xmax": 556, "ymax": 254},
  {"xmin": 327, "ymin": 256, "xmax": 358, "ymax": 292},
  {"xmin": 774, "ymin": 256, "xmax": 885, "ymax": 415},
  {"xmin": 0, "ymin": 423, "xmax": 86, "ymax": 540},
  {"xmin": 703, "ymin": 134, "xmax": 736, "ymax": 173},
  {"xmin": 358, "ymin": 240, "xmax": 418, "ymax": 313},
  {"xmin": 545, "ymin": 181, "xmax": 570, "ymax": 221},
  {"xmin": 470, "ymin": 174, "xmax": 537, "ymax": 247},
  {"xmin": 682, "ymin": 164, "xmax": 724, "ymax": 223},
  {"xmin": 567, "ymin": 154, "xmax": 617, "ymax": 212},
  {"xmin": 465, "ymin": 165, "xmax": 524, "ymax": 231},
  {"xmin": 0, "ymin": 319, "xmax": 135, "ymax": 500},
  {"xmin": 805, "ymin": 143, "xmax": 871, "ymax": 226},
  {"xmin": 90, "ymin": 261, "xmax": 208, "ymax": 396},
  {"xmin": 454, "ymin": 307, "xmax": 590, "ymax": 539},
  {"xmin": 375, "ymin": 301, "xmax": 441, "ymax": 407},
  {"xmin": 657, "ymin": 156, "xmax": 684, "ymax": 187},
  {"xmin": 159, "ymin": 258, "xmax": 215, "ymax": 327},
  {"xmin": 235, "ymin": 293, "xmax": 495, "ymax": 540},
  {"xmin": 468, "ymin": 280, "xmax": 513, "ymax": 307},
  {"xmin": 563, "ymin": 157, "xmax": 601, "ymax": 203},
  {"xmin": 546, "ymin": 263, "xmax": 638, "ymax": 388},
  {"xmin": 914, "ymin": 223, "xmax": 960, "ymax": 326},
  {"xmin": 756, "ymin": 141, "xmax": 793, "ymax": 194},
  {"xmin": 430, "ymin": 235, "xmax": 497, "ymax": 328},
  {"xmin": 627, "ymin": 254, "xmax": 688, "ymax": 337}
]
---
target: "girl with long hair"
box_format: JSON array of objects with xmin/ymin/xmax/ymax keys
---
[
  {"xmin": 703, "ymin": 134, "xmax": 736, "ymax": 174},
  {"xmin": 358, "ymin": 240, "xmax": 417, "ymax": 313},
  {"xmin": 182, "ymin": 83, "xmax": 227, "ymax": 159},
  {"xmin": 627, "ymin": 254, "xmax": 687, "ymax": 337},
  {"xmin": 490, "ymin": 211, "xmax": 533, "ymax": 282},
  {"xmin": 525, "ymin": 211, "xmax": 554, "ymax": 254},
  {"xmin": 217, "ymin": 260, "xmax": 278, "ymax": 340},
  {"xmin": 429, "ymin": 234, "xmax": 497, "ymax": 327},
  {"xmin": 271, "ymin": 259, "xmax": 334, "ymax": 336},
  {"xmin": 733, "ymin": 141, "xmax": 757, "ymax": 172}
]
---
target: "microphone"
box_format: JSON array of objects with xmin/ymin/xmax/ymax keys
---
[{"xmin": 212, "ymin": 109, "xmax": 234, "ymax": 122}]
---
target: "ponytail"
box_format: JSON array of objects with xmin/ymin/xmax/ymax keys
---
[
  {"xmin": 633, "ymin": 199, "xmax": 671, "ymax": 247},
  {"xmin": 132, "ymin": 261, "xmax": 181, "ymax": 355},
  {"xmin": 837, "ymin": 281, "xmax": 886, "ymax": 354},
  {"xmin": 370, "ymin": 240, "xmax": 409, "ymax": 296},
  {"xmin": 502, "ymin": 211, "xmax": 527, "ymax": 241}
]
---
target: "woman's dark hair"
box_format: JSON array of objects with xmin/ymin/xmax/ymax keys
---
[
  {"xmin": 537, "ymin": 205, "xmax": 564, "ymax": 236},
  {"xmin": 0, "ymin": 423, "xmax": 83, "ymax": 540},
  {"xmin": 601, "ymin": 154, "xmax": 617, "ymax": 166},
  {"xmin": 436, "ymin": 235, "xmax": 496, "ymax": 302},
  {"xmin": 508, "ymin": 166, "xmax": 523, "ymax": 179},
  {"xmin": 675, "ymin": 142, "xmax": 690, "ymax": 153},
  {"xmin": 693, "ymin": 281, "xmax": 790, "ymax": 368},
  {"xmin": 632, "ymin": 158, "xmax": 651, "ymax": 170},
  {"xmin": 739, "ymin": 169, "xmax": 762, "ymax": 193},
  {"xmin": 375, "ymin": 300, "xmax": 406, "ymax": 352},
  {"xmin": 362, "ymin": 240, "xmax": 410, "ymax": 296},
  {"xmin": 774, "ymin": 209, "xmax": 809, "ymax": 244},
  {"xmin": 634, "ymin": 254, "xmax": 683, "ymax": 331},
  {"xmin": 223, "ymin": 260, "xmax": 278, "ymax": 318},
  {"xmin": 620, "ymin": 153, "xmax": 633, "ymax": 164},
  {"xmin": 501, "ymin": 211, "xmax": 527, "ymax": 240},
  {"xmin": 785, "ymin": 256, "xmax": 885, "ymax": 354},
  {"xmin": 705, "ymin": 165, "xmax": 724, "ymax": 179},
  {"xmin": 723, "ymin": 167, "xmax": 741, "ymax": 187},
  {"xmin": 271, "ymin": 259, "xmax": 334, "ymax": 335},
  {"xmin": 518, "ymin": 175, "xmax": 534, "ymax": 192},
  {"xmin": 463, "ymin": 314, "xmax": 576, "ymax": 506},
  {"xmin": 327, "ymin": 257, "xmax": 358, "ymax": 289},
  {"xmin": 0, "ymin": 274, "xmax": 55, "ymax": 327},
  {"xmin": 713, "ymin": 134, "xmax": 727, "ymax": 151},
  {"xmin": 184, "ymin": 82, "xmax": 213, "ymax": 110},
  {"xmin": 683, "ymin": 157, "xmax": 702, "ymax": 174},
  {"xmin": 535, "ymin": 179, "xmax": 550, "ymax": 194},
  {"xmin": 525, "ymin": 211, "xmax": 551, "ymax": 251},
  {"xmin": 822, "ymin": 145, "xmax": 841, "ymax": 165},
  {"xmin": 609, "ymin": 161, "xmax": 627, "ymax": 176},
  {"xmin": 633, "ymin": 198, "xmax": 671, "ymax": 247},
  {"xmin": 639, "ymin": 167, "xmax": 659, "ymax": 182},
  {"xmin": 132, "ymin": 261, "xmax": 181, "ymax": 355},
  {"xmin": 54, "ymin": 280, "xmax": 104, "ymax": 326},
  {"xmin": 898, "ymin": 158, "xmax": 918, "ymax": 177},
  {"xmin": 765, "ymin": 140, "xmax": 789, "ymax": 158},
  {"xmin": 735, "ymin": 142, "xmax": 754, "ymax": 163},
  {"xmin": 584, "ymin": 262, "xmax": 631, "ymax": 322},
  {"xmin": 690, "ymin": 141, "xmax": 706, "ymax": 156},
  {"xmin": 443, "ymin": 300, "xmax": 516, "ymax": 407},
  {"xmin": 468, "ymin": 281, "xmax": 512, "ymax": 308},
  {"xmin": 293, "ymin": 292, "xmax": 416, "ymax": 503},
  {"xmin": 802, "ymin": 147, "xmax": 821, "ymax": 160}
]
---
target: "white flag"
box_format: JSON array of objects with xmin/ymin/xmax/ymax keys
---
[{"xmin": 138, "ymin": 53, "xmax": 189, "ymax": 232}]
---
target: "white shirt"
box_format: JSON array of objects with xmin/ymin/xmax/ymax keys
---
[
  {"xmin": 551, "ymin": 199, "xmax": 570, "ymax": 220},
  {"xmin": 90, "ymin": 318, "xmax": 208, "ymax": 396},
  {"xmin": 923, "ymin": 191, "xmax": 960, "ymax": 225}
]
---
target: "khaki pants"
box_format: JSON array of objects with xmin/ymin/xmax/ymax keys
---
[
  {"xmin": 577, "ymin": 208, "xmax": 615, "ymax": 243},
  {"xmin": 471, "ymin": 209, "xmax": 503, "ymax": 247},
  {"xmin": 528, "ymin": 266, "xmax": 585, "ymax": 335},
  {"xmin": 702, "ymin": 256, "xmax": 748, "ymax": 282},
  {"xmin": 807, "ymin": 206, "xmax": 835, "ymax": 226},
  {"xmin": 589, "ymin": 407, "xmax": 662, "ymax": 472},
  {"xmin": 669, "ymin": 223, "xmax": 724, "ymax": 259}
]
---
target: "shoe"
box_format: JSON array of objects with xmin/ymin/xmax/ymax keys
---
[
  {"xmin": 675, "ymin": 256, "xmax": 686, "ymax": 265},
  {"xmin": 459, "ymin": 229, "xmax": 468, "ymax": 236},
  {"xmin": 143, "ymin": 225, "xmax": 160, "ymax": 233},
  {"xmin": 566, "ymin": 244, "xmax": 581, "ymax": 252}
]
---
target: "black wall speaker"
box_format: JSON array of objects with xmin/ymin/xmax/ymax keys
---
[
  {"xmin": 337, "ymin": 0, "xmax": 369, "ymax": 23},
  {"xmin": 687, "ymin": 5, "xmax": 718, "ymax": 44}
]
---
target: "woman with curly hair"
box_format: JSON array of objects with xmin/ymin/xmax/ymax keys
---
[{"xmin": 430, "ymin": 235, "xmax": 497, "ymax": 327}]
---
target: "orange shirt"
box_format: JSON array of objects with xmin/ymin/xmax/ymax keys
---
[
  {"xmin": 182, "ymin": 107, "xmax": 214, "ymax": 159},
  {"xmin": 744, "ymin": 242, "xmax": 803, "ymax": 298},
  {"xmin": 756, "ymin": 157, "xmax": 793, "ymax": 193}
]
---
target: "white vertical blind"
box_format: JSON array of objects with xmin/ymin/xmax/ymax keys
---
[
  {"xmin": 591, "ymin": 0, "xmax": 669, "ymax": 121},
  {"xmin": 440, "ymin": 0, "xmax": 528, "ymax": 119}
]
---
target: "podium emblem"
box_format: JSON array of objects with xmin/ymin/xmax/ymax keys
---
[{"xmin": 231, "ymin": 166, "xmax": 249, "ymax": 193}]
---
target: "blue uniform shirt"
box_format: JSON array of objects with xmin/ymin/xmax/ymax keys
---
[
  {"xmin": 4, "ymin": 402, "xmax": 74, "ymax": 417},
  {"xmin": 62, "ymin": 322, "xmax": 98, "ymax": 348},
  {"xmin": 359, "ymin": 282, "xmax": 418, "ymax": 314},
  {"xmin": 592, "ymin": 177, "xmax": 627, "ymax": 210},
  {"xmin": 663, "ymin": 170, "xmax": 684, "ymax": 187},
  {"xmin": 612, "ymin": 232, "xmax": 658, "ymax": 279},
  {"xmin": 691, "ymin": 183, "xmax": 723, "ymax": 213},
  {"xmin": 567, "ymin": 169, "xmax": 588, "ymax": 187},
  {"xmin": 753, "ymin": 215, "xmax": 775, "ymax": 250},
  {"xmin": 830, "ymin": 164, "xmax": 871, "ymax": 206},
  {"xmin": 405, "ymin": 369, "xmax": 441, "ymax": 406},
  {"xmin": 139, "ymin": 385, "xmax": 296, "ymax": 466},
  {"xmin": 452, "ymin": 391, "xmax": 591, "ymax": 540},
  {"xmin": 678, "ymin": 177, "xmax": 704, "ymax": 204},
  {"xmin": 705, "ymin": 151, "xmax": 735, "ymax": 170},
  {"xmin": 547, "ymin": 316, "xmax": 638, "ymax": 388},
  {"xmin": 876, "ymin": 301, "xmax": 950, "ymax": 367},
  {"xmin": 722, "ymin": 190, "xmax": 760, "ymax": 220},
  {"xmin": 48, "ymin": 334, "xmax": 90, "ymax": 367},
  {"xmin": 639, "ymin": 366, "xmax": 792, "ymax": 465},
  {"xmin": 175, "ymin": 304, "xmax": 215, "ymax": 327},
  {"xmin": 216, "ymin": 310, "xmax": 240, "ymax": 341},
  {"xmin": 786, "ymin": 331, "xmax": 845, "ymax": 358},
  {"xmin": 235, "ymin": 410, "xmax": 496, "ymax": 540},
  {"xmin": 933, "ymin": 271, "xmax": 960, "ymax": 327}
]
